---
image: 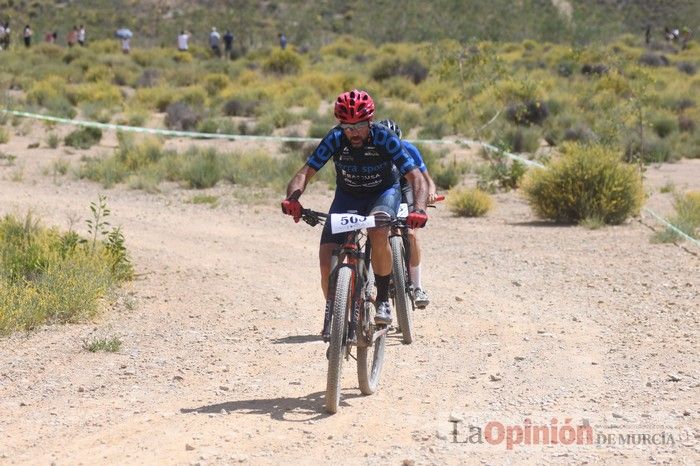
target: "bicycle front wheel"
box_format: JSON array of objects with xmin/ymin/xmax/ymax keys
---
[
  {"xmin": 326, "ymin": 266, "xmax": 352, "ymax": 413},
  {"xmin": 357, "ymin": 263, "xmax": 385, "ymax": 395},
  {"xmin": 390, "ymin": 235, "xmax": 413, "ymax": 344}
]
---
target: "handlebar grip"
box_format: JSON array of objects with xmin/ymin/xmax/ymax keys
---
[{"xmin": 434, "ymin": 195, "xmax": 445, "ymax": 202}]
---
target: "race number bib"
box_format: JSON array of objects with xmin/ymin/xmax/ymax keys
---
[
  {"xmin": 397, "ymin": 203, "xmax": 409, "ymax": 219},
  {"xmin": 330, "ymin": 213, "xmax": 376, "ymax": 234}
]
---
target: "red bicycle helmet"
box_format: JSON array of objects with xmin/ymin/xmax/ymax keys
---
[{"xmin": 334, "ymin": 89, "xmax": 375, "ymax": 124}]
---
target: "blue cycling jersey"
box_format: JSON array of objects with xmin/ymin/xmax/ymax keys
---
[
  {"xmin": 306, "ymin": 124, "xmax": 417, "ymax": 197},
  {"xmin": 402, "ymin": 141, "xmax": 427, "ymax": 173}
]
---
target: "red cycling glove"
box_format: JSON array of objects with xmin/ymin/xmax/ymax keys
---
[
  {"xmin": 406, "ymin": 209, "xmax": 428, "ymax": 229},
  {"xmin": 281, "ymin": 198, "xmax": 302, "ymax": 223}
]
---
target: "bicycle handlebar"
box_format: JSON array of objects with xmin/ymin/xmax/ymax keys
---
[{"xmin": 301, "ymin": 209, "xmax": 410, "ymax": 229}]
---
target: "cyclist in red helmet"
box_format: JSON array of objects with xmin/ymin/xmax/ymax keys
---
[{"xmin": 282, "ymin": 89, "xmax": 428, "ymax": 337}]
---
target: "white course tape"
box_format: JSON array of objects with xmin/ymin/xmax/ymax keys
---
[
  {"xmin": 1, "ymin": 108, "xmax": 543, "ymax": 166},
  {"xmin": 643, "ymin": 207, "xmax": 700, "ymax": 248},
  {"xmin": 2, "ymin": 108, "xmax": 695, "ymax": 248}
]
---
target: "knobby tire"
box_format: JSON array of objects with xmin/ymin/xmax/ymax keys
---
[
  {"xmin": 390, "ymin": 236, "xmax": 413, "ymax": 344},
  {"xmin": 357, "ymin": 264, "xmax": 385, "ymax": 395},
  {"xmin": 326, "ymin": 266, "xmax": 352, "ymax": 413}
]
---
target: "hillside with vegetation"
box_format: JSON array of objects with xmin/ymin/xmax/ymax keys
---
[{"xmin": 0, "ymin": 0, "xmax": 699, "ymax": 47}]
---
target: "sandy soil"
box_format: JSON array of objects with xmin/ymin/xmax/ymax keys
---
[{"xmin": 0, "ymin": 127, "xmax": 698, "ymax": 465}]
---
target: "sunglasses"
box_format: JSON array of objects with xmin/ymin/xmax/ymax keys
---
[{"xmin": 339, "ymin": 121, "xmax": 370, "ymax": 130}]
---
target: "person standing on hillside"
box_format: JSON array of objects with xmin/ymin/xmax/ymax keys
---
[
  {"xmin": 78, "ymin": 25, "xmax": 86, "ymax": 46},
  {"xmin": 281, "ymin": 89, "xmax": 428, "ymax": 335},
  {"xmin": 278, "ymin": 32, "xmax": 287, "ymax": 50},
  {"xmin": 67, "ymin": 26, "xmax": 78, "ymax": 47},
  {"xmin": 23, "ymin": 25, "xmax": 32, "ymax": 48},
  {"xmin": 0, "ymin": 22, "xmax": 11, "ymax": 51},
  {"xmin": 223, "ymin": 29, "xmax": 234, "ymax": 58},
  {"xmin": 177, "ymin": 30, "xmax": 189, "ymax": 51},
  {"xmin": 209, "ymin": 27, "xmax": 221, "ymax": 57}
]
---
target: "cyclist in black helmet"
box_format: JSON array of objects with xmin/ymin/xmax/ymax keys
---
[{"xmin": 377, "ymin": 119, "xmax": 437, "ymax": 308}]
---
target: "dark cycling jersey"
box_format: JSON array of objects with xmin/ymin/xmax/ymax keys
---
[{"xmin": 306, "ymin": 125, "xmax": 417, "ymax": 197}]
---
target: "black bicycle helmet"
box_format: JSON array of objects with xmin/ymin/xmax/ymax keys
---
[{"xmin": 377, "ymin": 119, "xmax": 402, "ymax": 139}]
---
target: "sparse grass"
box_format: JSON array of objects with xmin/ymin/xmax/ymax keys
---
[
  {"xmin": 189, "ymin": 194, "xmax": 219, "ymax": 207},
  {"xmin": 660, "ymin": 182, "xmax": 675, "ymax": 194},
  {"xmin": 0, "ymin": 127, "xmax": 9, "ymax": 144},
  {"xmin": 64, "ymin": 127, "xmax": 103, "ymax": 150},
  {"xmin": 51, "ymin": 159, "xmax": 70, "ymax": 177},
  {"xmin": 580, "ymin": 216, "xmax": 606, "ymax": 230},
  {"xmin": 82, "ymin": 336, "xmax": 122, "ymax": 353},
  {"xmin": 0, "ymin": 151, "xmax": 16, "ymax": 166},
  {"xmin": 77, "ymin": 135, "xmax": 317, "ymax": 192},
  {"xmin": 0, "ymin": 199, "xmax": 132, "ymax": 334},
  {"xmin": 47, "ymin": 133, "xmax": 60, "ymax": 149},
  {"xmin": 653, "ymin": 191, "xmax": 700, "ymax": 242}
]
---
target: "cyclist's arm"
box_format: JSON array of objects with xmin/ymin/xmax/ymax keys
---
[
  {"xmin": 404, "ymin": 168, "xmax": 427, "ymax": 211},
  {"xmin": 286, "ymin": 164, "xmax": 317, "ymax": 200},
  {"xmin": 423, "ymin": 171, "xmax": 437, "ymax": 204}
]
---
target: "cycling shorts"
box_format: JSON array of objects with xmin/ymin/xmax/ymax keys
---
[{"xmin": 320, "ymin": 185, "xmax": 401, "ymax": 245}]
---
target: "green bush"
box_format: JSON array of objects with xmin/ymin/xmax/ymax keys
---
[
  {"xmin": 477, "ymin": 148, "xmax": 527, "ymax": 192},
  {"xmin": 64, "ymin": 127, "xmax": 102, "ymax": 149},
  {"xmin": 433, "ymin": 166, "xmax": 460, "ymax": 190},
  {"xmin": 371, "ymin": 56, "xmax": 429, "ymax": 84},
  {"xmin": 0, "ymin": 127, "xmax": 8, "ymax": 144},
  {"xmin": 652, "ymin": 115, "xmax": 678, "ymax": 138},
  {"xmin": 263, "ymin": 50, "xmax": 303, "ymax": 75},
  {"xmin": 523, "ymin": 143, "xmax": 644, "ymax": 224},
  {"xmin": 180, "ymin": 148, "xmax": 222, "ymax": 189},
  {"xmin": 624, "ymin": 135, "xmax": 674, "ymax": 164},
  {"xmin": 501, "ymin": 127, "xmax": 541, "ymax": 153},
  {"xmin": 447, "ymin": 187, "xmax": 493, "ymax": 217}
]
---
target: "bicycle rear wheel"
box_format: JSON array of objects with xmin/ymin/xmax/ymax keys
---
[
  {"xmin": 357, "ymin": 264, "xmax": 385, "ymax": 395},
  {"xmin": 390, "ymin": 235, "xmax": 413, "ymax": 344},
  {"xmin": 326, "ymin": 266, "xmax": 352, "ymax": 413}
]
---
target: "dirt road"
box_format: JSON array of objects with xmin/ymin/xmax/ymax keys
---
[{"xmin": 0, "ymin": 133, "xmax": 698, "ymax": 464}]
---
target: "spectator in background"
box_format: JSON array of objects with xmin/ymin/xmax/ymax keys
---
[
  {"xmin": 0, "ymin": 22, "xmax": 11, "ymax": 50},
  {"xmin": 209, "ymin": 27, "xmax": 221, "ymax": 57},
  {"xmin": 67, "ymin": 25, "xmax": 78, "ymax": 47},
  {"xmin": 44, "ymin": 30, "xmax": 54, "ymax": 43},
  {"xmin": 177, "ymin": 29, "xmax": 189, "ymax": 51},
  {"xmin": 78, "ymin": 25, "xmax": 86, "ymax": 46},
  {"xmin": 223, "ymin": 29, "xmax": 234, "ymax": 58},
  {"xmin": 645, "ymin": 24, "xmax": 651, "ymax": 46},
  {"xmin": 680, "ymin": 27, "xmax": 692, "ymax": 50},
  {"xmin": 121, "ymin": 37, "xmax": 130, "ymax": 54},
  {"xmin": 23, "ymin": 24, "xmax": 32, "ymax": 48},
  {"xmin": 278, "ymin": 32, "xmax": 287, "ymax": 50}
]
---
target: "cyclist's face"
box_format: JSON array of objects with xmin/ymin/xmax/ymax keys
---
[{"xmin": 341, "ymin": 121, "xmax": 370, "ymax": 147}]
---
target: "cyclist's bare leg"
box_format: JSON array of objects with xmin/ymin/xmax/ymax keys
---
[
  {"xmin": 408, "ymin": 228, "xmax": 421, "ymax": 268},
  {"xmin": 319, "ymin": 242, "xmax": 338, "ymax": 300},
  {"xmin": 367, "ymin": 225, "xmax": 391, "ymax": 276},
  {"xmin": 368, "ymin": 224, "xmax": 394, "ymax": 324},
  {"xmin": 407, "ymin": 227, "xmax": 429, "ymax": 307}
]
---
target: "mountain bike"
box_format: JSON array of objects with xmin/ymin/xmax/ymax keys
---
[
  {"xmin": 391, "ymin": 195, "xmax": 444, "ymax": 345},
  {"xmin": 300, "ymin": 208, "xmax": 390, "ymax": 414}
]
